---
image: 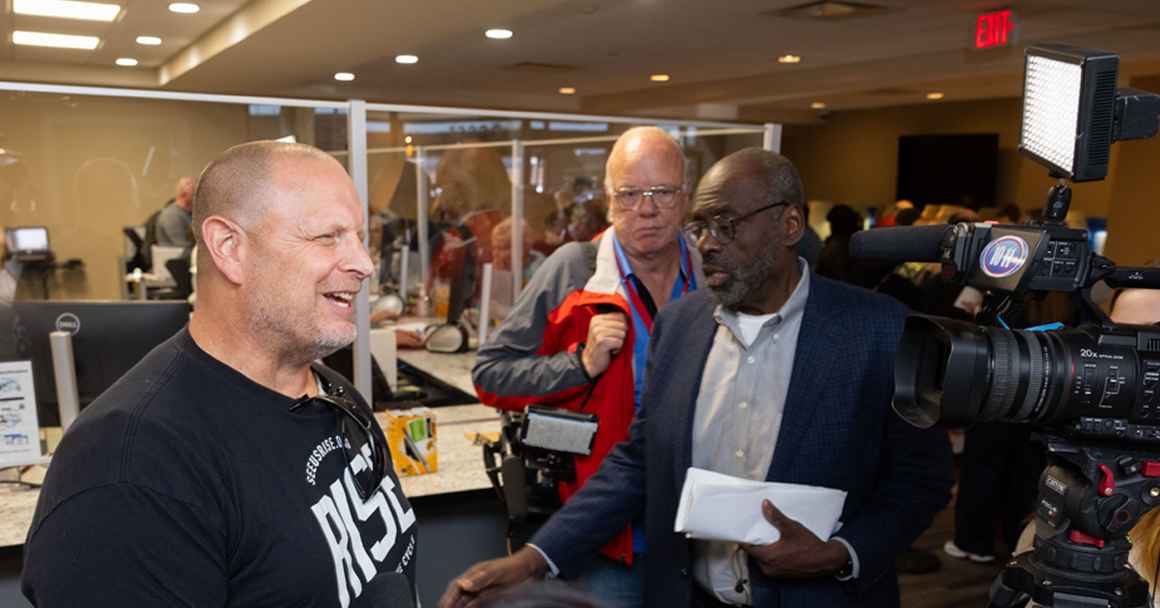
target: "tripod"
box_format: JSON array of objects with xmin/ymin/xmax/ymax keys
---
[{"xmin": 988, "ymin": 435, "xmax": 1160, "ymax": 608}]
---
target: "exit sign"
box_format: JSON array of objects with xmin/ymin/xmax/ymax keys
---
[{"xmin": 974, "ymin": 8, "xmax": 1017, "ymax": 50}]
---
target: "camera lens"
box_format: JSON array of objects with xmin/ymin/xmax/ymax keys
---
[{"xmin": 893, "ymin": 315, "xmax": 1141, "ymax": 431}]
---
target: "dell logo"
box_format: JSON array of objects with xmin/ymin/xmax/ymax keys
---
[
  {"xmin": 54, "ymin": 313, "xmax": 81, "ymax": 335},
  {"xmin": 979, "ymin": 235, "xmax": 1030, "ymax": 279}
]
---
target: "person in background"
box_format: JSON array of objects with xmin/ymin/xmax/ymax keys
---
[
  {"xmin": 875, "ymin": 200, "xmax": 914, "ymax": 228},
  {"xmin": 472, "ymin": 126, "xmax": 703, "ymax": 608},
  {"xmin": 155, "ymin": 176, "xmax": 196, "ymax": 248},
  {"xmin": 815, "ymin": 204, "xmax": 863, "ymax": 285},
  {"xmin": 533, "ymin": 208, "xmax": 570, "ymax": 257},
  {"xmin": 22, "ymin": 142, "xmax": 418, "ymax": 607},
  {"xmin": 858, "ymin": 203, "xmax": 945, "ymax": 576},
  {"xmin": 796, "ymin": 204, "xmax": 822, "ymax": 269},
  {"xmin": 490, "ymin": 217, "xmax": 545, "ymax": 281},
  {"xmin": 567, "ymin": 198, "xmax": 611, "ymax": 243},
  {"xmin": 1108, "ymin": 285, "xmax": 1160, "ymax": 325},
  {"xmin": 428, "ymin": 145, "xmax": 510, "ymax": 316},
  {"xmin": 446, "ymin": 148, "xmax": 951, "ymax": 608}
]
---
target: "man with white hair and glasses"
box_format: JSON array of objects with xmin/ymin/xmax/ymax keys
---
[{"xmin": 472, "ymin": 126, "xmax": 704, "ymax": 607}]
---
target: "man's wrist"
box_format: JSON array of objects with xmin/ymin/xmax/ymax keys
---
[
  {"xmin": 516, "ymin": 546, "xmax": 550, "ymax": 579},
  {"xmin": 823, "ymin": 539, "xmax": 851, "ymax": 575},
  {"xmin": 575, "ymin": 343, "xmax": 595, "ymax": 382}
]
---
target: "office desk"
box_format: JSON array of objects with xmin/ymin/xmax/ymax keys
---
[
  {"xmin": 0, "ymin": 401, "xmax": 500, "ymax": 549},
  {"xmin": 0, "ymin": 470, "xmax": 40, "ymax": 548},
  {"xmin": 396, "ymin": 349, "xmax": 477, "ymax": 397}
]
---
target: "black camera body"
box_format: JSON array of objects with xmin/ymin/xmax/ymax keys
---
[
  {"xmin": 936, "ymin": 221, "xmax": 1091, "ymax": 294},
  {"xmin": 848, "ymin": 42, "xmax": 1160, "ymax": 608},
  {"xmin": 880, "ymin": 218, "xmax": 1160, "ymax": 446}
]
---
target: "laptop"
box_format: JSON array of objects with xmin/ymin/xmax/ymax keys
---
[{"xmin": 5, "ymin": 227, "xmax": 51, "ymax": 262}]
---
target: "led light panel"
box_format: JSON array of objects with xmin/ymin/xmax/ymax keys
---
[
  {"xmin": 1021, "ymin": 55, "xmax": 1082, "ymax": 175},
  {"xmin": 12, "ymin": 30, "xmax": 100, "ymax": 49},
  {"xmin": 13, "ymin": 0, "xmax": 120, "ymax": 22}
]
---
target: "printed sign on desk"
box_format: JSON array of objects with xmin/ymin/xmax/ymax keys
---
[{"xmin": 0, "ymin": 361, "xmax": 41, "ymax": 466}]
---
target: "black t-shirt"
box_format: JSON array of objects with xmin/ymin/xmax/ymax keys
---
[{"xmin": 22, "ymin": 329, "xmax": 418, "ymax": 607}]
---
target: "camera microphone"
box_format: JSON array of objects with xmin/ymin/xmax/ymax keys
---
[{"xmin": 849, "ymin": 225, "xmax": 953, "ymax": 263}]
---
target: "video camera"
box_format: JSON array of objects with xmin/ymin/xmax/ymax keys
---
[
  {"xmin": 857, "ymin": 219, "xmax": 1160, "ymax": 440},
  {"xmin": 851, "ymin": 43, "xmax": 1160, "ymax": 608}
]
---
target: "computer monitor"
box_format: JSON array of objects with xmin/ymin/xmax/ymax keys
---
[
  {"xmin": 2, "ymin": 300, "xmax": 189, "ymax": 427},
  {"xmin": 5, "ymin": 226, "xmax": 50, "ymax": 257}
]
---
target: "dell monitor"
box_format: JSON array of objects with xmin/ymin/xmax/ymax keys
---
[{"xmin": 1, "ymin": 300, "xmax": 189, "ymax": 427}]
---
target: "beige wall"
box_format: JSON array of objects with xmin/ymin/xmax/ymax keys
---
[
  {"xmin": 781, "ymin": 97, "xmax": 1119, "ymax": 218},
  {"xmin": 0, "ymin": 95, "xmax": 331, "ymax": 299},
  {"xmin": 1104, "ymin": 74, "xmax": 1160, "ymax": 266}
]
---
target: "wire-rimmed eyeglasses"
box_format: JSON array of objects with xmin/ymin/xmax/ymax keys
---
[
  {"xmin": 684, "ymin": 201, "xmax": 789, "ymax": 244},
  {"xmin": 611, "ymin": 185, "xmax": 684, "ymax": 211}
]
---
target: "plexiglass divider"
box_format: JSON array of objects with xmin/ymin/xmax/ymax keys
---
[{"xmin": 0, "ymin": 79, "xmax": 775, "ymax": 458}]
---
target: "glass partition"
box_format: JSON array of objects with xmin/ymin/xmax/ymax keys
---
[
  {"xmin": 362, "ymin": 106, "xmax": 766, "ymax": 342},
  {"xmin": 0, "ymin": 82, "xmax": 768, "ymax": 454},
  {"xmin": 0, "ymin": 91, "xmax": 347, "ymax": 302},
  {"xmin": 0, "ymin": 87, "xmax": 348, "ymax": 459}
]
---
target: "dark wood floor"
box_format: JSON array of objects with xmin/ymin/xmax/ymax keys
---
[{"xmin": 899, "ymin": 505, "xmax": 1006, "ymax": 608}]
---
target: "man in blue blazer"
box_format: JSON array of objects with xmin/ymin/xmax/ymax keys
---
[{"xmin": 441, "ymin": 148, "xmax": 952, "ymax": 608}]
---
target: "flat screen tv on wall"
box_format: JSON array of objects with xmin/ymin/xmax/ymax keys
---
[{"xmin": 896, "ymin": 133, "xmax": 999, "ymax": 210}]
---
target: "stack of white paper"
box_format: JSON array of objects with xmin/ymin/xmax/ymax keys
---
[{"xmin": 674, "ymin": 467, "xmax": 848, "ymax": 544}]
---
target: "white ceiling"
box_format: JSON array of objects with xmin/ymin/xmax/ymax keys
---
[
  {"xmin": 4, "ymin": 0, "xmax": 1160, "ymax": 123},
  {"xmin": 0, "ymin": 0, "xmax": 248, "ymax": 66}
]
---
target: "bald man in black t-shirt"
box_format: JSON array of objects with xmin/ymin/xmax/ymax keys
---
[{"xmin": 23, "ymin": 141, "xmax": 418, "ymax": 607}]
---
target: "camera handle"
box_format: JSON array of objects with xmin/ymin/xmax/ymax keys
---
[{"xmin": 987, "ymin": 437, "xmax": 1160, "ymax": 608}]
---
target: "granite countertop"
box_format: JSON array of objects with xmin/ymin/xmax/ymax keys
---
[
  {"xmin": 0, "ymin": 403, "xmax": 502, "ymax": 548},
  {"xmin": 0, "ymin": 467, "xmax": 43, "ymax": 548},
  {"xmin": 397, "ymin": 350, "xmax": 477, "ymax": 397},
  {"xmin": 381, "ymin": 403, "xmax": 501, "ymax": 498}
]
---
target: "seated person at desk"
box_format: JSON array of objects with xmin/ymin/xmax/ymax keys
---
[
  {"xmin": 428, "ymin": 146, "xmax": 508, "ymax": 314},
  {"xmin": 446, "ymin": 149, "xmax": 952, "ymax": 608},
  {"xmin": 23, "ymin": 141, "xmax": 418, "ymax": 607},
  {"xmin": 472, "ymin": 126, "xmax": 704, "ymax": 606},
  {"xmin": 155, "ymin": 176, "xmax": 196, "ymax": 248}
]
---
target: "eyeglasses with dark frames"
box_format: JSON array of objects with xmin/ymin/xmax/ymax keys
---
[
  {"xmin": 611, "ymin": 185, "xmax": 684, "ymax": 211},
  {"xmin": 684, "ymin": 201, "xmax": 789, "ymax": 244},
  {"xmin": 289, "ymin": 377, "xmax": 386, "ymax": 501}
]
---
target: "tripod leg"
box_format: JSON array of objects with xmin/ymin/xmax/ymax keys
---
[{"xmin": 988, "ymin": 571, "xmax": 1030, "ymax": 608}]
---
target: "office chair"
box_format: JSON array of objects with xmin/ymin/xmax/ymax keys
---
[{"xmin": 165, "ymin": 258, "xmax": 193, "ymax": 300}]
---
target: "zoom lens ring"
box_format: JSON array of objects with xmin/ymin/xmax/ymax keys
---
[
  {"xmin": 987, "ymin": 330, "xmax": 1017, "ymax": 420},
  {"xmin": 1012, "ymin": 331, "xmax": 1047, "ymax": 422}
]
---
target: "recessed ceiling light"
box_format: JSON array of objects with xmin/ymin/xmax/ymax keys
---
[
  {"xmin": 649, "ymin": 73, "xmax": 670, "ymax": 82},
  {"xmin": 115, "ymin": 57, "xmax": 138, "ymax": 66},
  {"xmin": 926, "ymin": 92, "xmax": 945, "ymax": 100},
  {"xmin": 13, "ymin": 0, "xmax": 121, "ymax": 22},
  {"xmin": 12, "ymin": 30, "xmax": 100, "ymax": 49},
  {"xmin": 558, "ymin": 86, "xmax": 576, "ymax": 95},
  {"xmin": 136, "ymin": 35, "xmax": 162, "ymax": 46},
  {"xmin": 167, "ymin": 2, "xmax": 199, "ymax": 14},
  {"xmin": 334, "ymin": 72, "xmax": 355, "ymax": 82},
  {"xmin": 811, "ymin": 101, "xmax": 826, "ymax": 109},
  {"xmin": 404, "ymin": 136, "xmax": 413, "ymax": 144},
  {"xmin": 485, "ymin": 28, "xmax": 513, "ymax": 40},
  {"xmin": 777, "ymin": 54, "xmax": 802, "ymax": 64},
  {"xmin": 395, "ymin": 54, "xmax": 419, "ymax": 65}
]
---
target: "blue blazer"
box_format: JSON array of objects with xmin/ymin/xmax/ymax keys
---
[{"xmin": 531, "ymin": 275, "xmax": 953, "ymax": 608}]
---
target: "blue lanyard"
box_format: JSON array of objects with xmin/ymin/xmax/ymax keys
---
[{"xmin": 611, "ymin": 236, "xmax": 696, "ymax": 408}]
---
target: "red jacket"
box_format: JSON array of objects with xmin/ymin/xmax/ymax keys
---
[{"xmin": 473, "ymin": 228, "xmax": 702, "ymax": 565}]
